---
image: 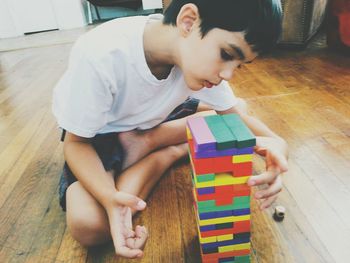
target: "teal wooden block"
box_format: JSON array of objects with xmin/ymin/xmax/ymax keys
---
[
  {"xmin": 197, "ymin": 199, "xmax": 250, "ymax": 213},
  {"xmin": 196, "ymin": 173, "xmax": 215, "ymax": 183},
  {"xmin": 233, "ymin": 196, "xmax": 251, "ymax": 210},
  {"xmin": 222, "ymin": 114, "xmax": 256, "ymax": 148},
  {"xmin": 198, "ymin": 200, "xmax": 216, "ymax": 209},
  {"xmin": 234, "ymin": 255, "xmax": 250, "ymax": 263},
  {"xmin": 234, "ymin": 196, "xmax": 251, "ymax": 205},
  {"xmin": 205, "ymin": 115, "xmax": 237, "ymax": 150}
]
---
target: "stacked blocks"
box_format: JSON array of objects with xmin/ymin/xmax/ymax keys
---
[{"xmin": 186, "ymin": 114, "xmax": 256, "ymax": 263}]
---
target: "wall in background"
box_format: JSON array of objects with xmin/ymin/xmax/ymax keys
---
[{"xmin": 0, "ymin": 0, "xmax": 163, "ymax": 39}]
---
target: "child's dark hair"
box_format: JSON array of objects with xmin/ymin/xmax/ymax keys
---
[{"xmin": 163, "ymin": 0, "xmax": 282, "ymax": 54}]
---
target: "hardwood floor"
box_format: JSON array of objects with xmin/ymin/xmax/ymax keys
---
[{"xmin": 0, "ymin": 29, "xmax": 349, "ymax": 263}]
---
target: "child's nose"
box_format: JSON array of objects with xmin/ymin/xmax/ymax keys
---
[{"xmin": 219, "ymin": 68, "xmax": 234, "ymax": 81}]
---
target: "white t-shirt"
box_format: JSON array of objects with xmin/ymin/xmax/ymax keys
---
[{"xmin": 52, "ymin": 14, "xmax": 238, "ymax": 138}]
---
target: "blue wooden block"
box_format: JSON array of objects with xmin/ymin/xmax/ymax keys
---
[
  {"xmin": 200, "ymin": 225, "xmax": 216, "ymax": 232},
  {"xmin": 197, "ymin": 186, "xmax": 215, "ymax": 195},
  {"xmin": 232, "ymin": 208, "xmax": 251, "ymax": 216},
  {"xmin": 198, "ymin": 210, "xmax": 232, "ymax": 220}
]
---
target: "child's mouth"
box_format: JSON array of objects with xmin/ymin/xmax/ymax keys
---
[{"xmin": 204, "ymin": 80, "xmax": 214, "ymax": 88}]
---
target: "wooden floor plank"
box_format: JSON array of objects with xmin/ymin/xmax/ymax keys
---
[
  {"xmin": 0, "ymin": 109, "xmax": 57, "ymax": 207},
  {"xmin": 0, "ymin": 126, "xmax": 62, "ymax": 247}
]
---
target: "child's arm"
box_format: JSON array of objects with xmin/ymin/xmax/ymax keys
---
[
  {"xmin": 63, "ymin": 132, "xmax": 147, "ymax": 258},
  {"xmin": 217, "ymin": 104, "xmax": 289, "ymax": 210}
]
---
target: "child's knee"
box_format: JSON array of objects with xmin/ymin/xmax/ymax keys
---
[{"xmin": 67, "ymin": 211, "xmax": 110, "ymax": 247}]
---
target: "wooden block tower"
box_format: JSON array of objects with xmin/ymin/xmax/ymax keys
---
[{"xmin": 186, "ymin": 113, "xmax": 256, "ymax": 263}]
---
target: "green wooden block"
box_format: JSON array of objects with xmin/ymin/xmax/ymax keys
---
[
  {"xmin": 234, "ymin": 255, "xmax": 250, "ymax": 263},
  {"xmin": 232, "ymin": 196, "xmax": 250, "ymax": 210},
  {"xmin": 198, "ymin": 200, "xmax": 216, "ymax": 209},
  {"xmin": 196, "ymin": 173, "xmax": 215, "ymax": 182},
  {"xmin": 222, "ymin": 114, "xmax": 256, "ymax": 148},
  {"xmin": 197, "ymin": 199, "xmax": 250, "ymax": 213},
  {"xmin": 205, "ymin": 115, "xmax": 237, "ymax": 150},
  {"xmin": 233, "ymin": 196, "xmax": 251, "ymax": 205}
]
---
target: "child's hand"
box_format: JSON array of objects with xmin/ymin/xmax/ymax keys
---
[
  {"xmin": 106, "ymin": 191, "xmax": 148, "ymax": 259},
  {"xmin": 248, "ymin": 136, "xmax": 289, "ymax": 210}
]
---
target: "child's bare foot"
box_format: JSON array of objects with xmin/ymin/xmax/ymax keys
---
[{"xmin": 118, "ymin": 130, "xmax": 153, "ymax": 170}]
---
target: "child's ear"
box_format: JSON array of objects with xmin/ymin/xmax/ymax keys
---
[{"xmin": 176, "ymin": 3, "xmax": 199, "ymax": 37}]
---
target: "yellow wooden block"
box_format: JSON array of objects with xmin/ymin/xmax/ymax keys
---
[
  {"xmin": 198, "ymin": 215, "xmax": 251, "ymax": 226},
  {"xmin": 194, "ymin": 173, "xmax": 250, "ymax": 188},
  {"xmin": 194, "ymin": 175, "xmax": 215, "ymax": 188},
  {"xmin": 217, "ymin": 234, "xmax": 234, "ymax": 241},
  {"xmin": 232, "ymin": 154, "xmax": 253, "ymax": 163},
  {"xmin": 218, "ymin": 242, "xmax": 251, "ymax": 253},
  {"xmin": 186, "ymin": 126, "xmax": 192, "ymax": 140},
  {"xmin": 199, "ymin": 235, "xmax": 217, "ymax": 244},
  {"xmin": 215, "ymin": 173, "xmax": 250, "ymax": 186}
]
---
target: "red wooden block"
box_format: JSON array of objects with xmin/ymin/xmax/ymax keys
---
[
  {"xmin": 215, "ymin": 197, "xmax": 233, "ymax": 206},
  {"xmin": 189, "ymin": 140, "xmax": 236, "ymax": 174},
  {"xmin": 201, "ymin": 249, "xmax": 251, "ymax": 261},
  {"xmin": 212, "ymin": 156, "xmax": 235, "ymax": 171},
  {"xmin": 195, "ymin": 184, "xmax": 250, "ymax": 202},
  {"xmin": 196, "ymin": 192, "xmax": 215, "ymax": 201},
  {"xmin": 200, "ymin": 220, "xmax": 250, "ymax": 238},
  {"xmin": 233, "ymin": 162, "xmax": 253, "ymax": 176}
]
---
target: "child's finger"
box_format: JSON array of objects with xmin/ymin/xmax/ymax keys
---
[
  {"xmin": 124, "ymin": 207, "xmax": 133, "ymax": 230},
  {"xmin": 114, "ymin": 245, "xmax": 143, "ymax": 259},
  {"xmin": 254, "ymin": 176, "xmax": 282, "ymax": 200},
  {"xmin": 259, "ymin": 195, "xmax": 278, "ymax": 210},
  {"xmin": 111, "ymin": 227, "xmax": 142, "ymax": 258},
  {"xmin": 125, "ymin": 225, "xmax": 148, "ymax": 249},
  {"xmin": 268, "ymin": 150, "xmax": 288, "ymax": 173},
  {"xmin": 248, "ymin": 168, "xmax": 277, "ymax": 186},
  {"xmin": 134, "ymin": 225, "xmax": 148, "ymax": 249},
  {"xmin": 114, "ymin": 191, "xmax": 147, "ymax": 211}
]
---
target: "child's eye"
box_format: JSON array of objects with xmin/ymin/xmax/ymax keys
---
[{"xmin": 220, "ymin": 49, "xmax": 234, "ymax": 61}]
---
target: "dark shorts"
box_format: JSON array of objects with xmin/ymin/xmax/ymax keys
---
[{"xmin": 58, "ymin": 97, "xmax": 199, "ymax": 211}]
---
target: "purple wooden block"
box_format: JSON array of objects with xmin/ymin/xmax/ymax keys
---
[
  {"xmin": 197, "ymin": 187, "xmax": 215, "ymax": 195},
  {"xmin": 199, "ymin": 210, "xmax": 232, "ymax": 220},
  {"xmin": 187, "ymin": 117, "xmax": 216, "ymax": 151},
  {"xmin": 200, "ymin": 225, "xmax": 216, "ymax": 232},
  {"xmin": 195, "ymin": 146, "xmax": 254, "ymax": 158}
]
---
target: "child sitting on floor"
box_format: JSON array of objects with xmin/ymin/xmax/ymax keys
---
[{"xmin": 52, "ymin": 0, "xmax": 288, "ymax": 259}]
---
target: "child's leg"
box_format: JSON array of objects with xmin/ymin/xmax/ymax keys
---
[
  {"xmin": 65, "ymin": 143, "xmax": 188, "ymax": 247},
  {"xmin": 119, "ymin": 103, "xmax": 212, "ymax": 169},
  {"xmin": 115, "ymin": 143, "xmax": 188, "ymax": 204},
  {"xmin": 119, "ymin": 99, "xmax": 247, "ymax": 169}
]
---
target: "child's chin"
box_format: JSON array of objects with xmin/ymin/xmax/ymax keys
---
[{"xmin": 188, "ymin": 82, "xmax": 204, "ymax": 91}]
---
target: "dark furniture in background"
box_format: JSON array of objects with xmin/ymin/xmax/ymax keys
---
[
  {"xmin": 279, "ymin": 0, "xmax": 329, "ymax": 47},
  {"xmin": 87, "ymin": 0, "xmax": 142, "ymax": 20}
]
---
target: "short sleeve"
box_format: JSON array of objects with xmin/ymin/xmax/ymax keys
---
[
  {"xmin": 191, "ymin": 81, "xmax": 238, "ymax": 111},
  {"xmin": 52, "ymin": 47, "xmax": 114, "ymax": 138}
]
